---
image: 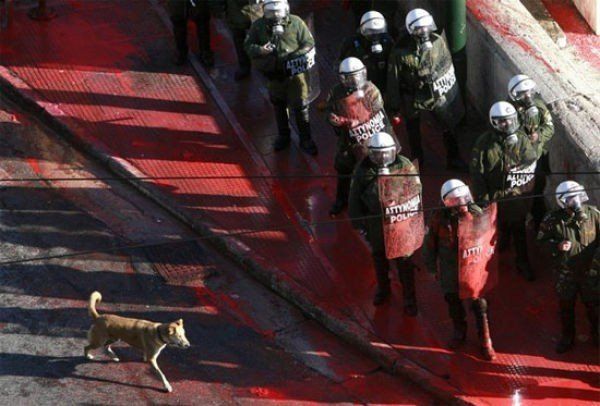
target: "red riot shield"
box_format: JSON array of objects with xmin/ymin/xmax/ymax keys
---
[
  {"xmin": 378, "ymin": 164, "xmax": 425, "ymax": 259},
  {"xmin": 457, "ymin": 203, "xmax": 499, "ymax": 299},
  {"xmin": 337, "ymin": 89, "xmax": 392, "ymax": 160}
]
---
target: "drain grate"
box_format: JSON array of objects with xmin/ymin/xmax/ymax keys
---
[{"xmin": 144, "ymin": 241, "xmax": 216, "ymax": 284}]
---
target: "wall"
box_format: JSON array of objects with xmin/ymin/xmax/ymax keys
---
[{"xmin": 465, "ymin": 0, "xmax": 600, "ymax": 203}]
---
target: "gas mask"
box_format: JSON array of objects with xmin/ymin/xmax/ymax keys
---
[
  {"xmin": 492, "ymin": 116, "xmax": 519, "ymax": 146},
  {"xmin": 566, "ymin": 195, "xmax": 589, "ymax": 221},
  {"xmin": 264, "ymin": 2, "xmax": 288, "ymax": 37},
  {"xmin": 412, "ymin": 26, "xmax": 433, "ymax": 51}
]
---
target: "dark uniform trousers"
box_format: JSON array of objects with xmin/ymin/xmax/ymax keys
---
[
  {"xmin": 372, "ymin": 249, "xmax": 417, "ymax": 306},
  {"xmin": 232, "ymin": 28, "xmax": 251, "ymax": 72},
  {"xmin": 169, "ymin": 0, "xmax": 212, "ymax": 57},
  {"xmin": 273, "ymin": 99, "xmax": 312, "ymax": 143},
  {"xmin": 405, "ymin": 114, "xmax": 461, "ymax": 165}
]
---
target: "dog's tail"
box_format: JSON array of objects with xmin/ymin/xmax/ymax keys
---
[{"xmin": 88, "ymin": 291, "xmax": 102, "ymax": 320}]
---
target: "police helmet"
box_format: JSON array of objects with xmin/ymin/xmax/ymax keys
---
[
  {"xmin": 338, "ymin": 57, "xmax": 367, "ymax": 90},
  {"xmin": 556, "ymin": 180, "xmax": 588, "ymax": 210},
  {"xmin": 489, "ymin": 101, "xmax": 520, "ymax": 135},
  {"xmin": 360, "ymin": 11, "xmax": 387, "ymax": 39},
  {"xmin": 441, "ymin": 179, "xmax": 473, "ymax": 208},
  {"xmin": 368, "ymin": 132, "xmax": 397, "ymax": 169},
  {"xmin": 405, "ymin": 8, "xmax": 437, "ymax": 36},
  {"xmin": 263, "ymin": 0, "xmax": 289, "ymax": 23},
  {"xmin": 508, "ymin": 74, "xmax": 536, "ymax": 103}
]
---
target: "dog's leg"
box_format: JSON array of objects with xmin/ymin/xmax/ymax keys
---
[
  {"xmin": 104, "ymin": 340, "xmax": 120, "ymax": 362},
  {"xmin": 85, "ymin": 326, "xmax": 104, "ymax": 360},
  {"xmin": 150, "ymin": 358, "xmax": 172, "ymax": 393}
]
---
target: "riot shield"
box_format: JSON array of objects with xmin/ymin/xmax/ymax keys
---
[
  {"xmin": 428, "ymin": 36, "xmax": 465, "ymax": 129},
  {"xmin": 457, "ymin": 203, "xmax": 499, "ymax": 299},
  {"xmin": 337, "ymin": 89, "xmax": 393, "ymax": 160},
  {"xmin": 505, "ymin": 160, "xmax": 537, "ymax": 195},
  {"xmin": 283, "ymin": 46, "xmax": 320, "ymax": 108},
  {"xmin": 378, "ymin": 163, "xmax": 425, "ymax": 259}
]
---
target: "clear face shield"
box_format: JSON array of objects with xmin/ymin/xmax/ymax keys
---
[
  {"xmin": 339, "ymin": 68, "xmax": 367, "ymax": 93},
  {"xmin": 360, "ymin": 24, "xmax": 387, "ymax": 54},
  {"xmin": 564, "ymin": 192, "xmax": 589, "ymax": 220},
  {"xmin": 411, "ymin": 23, "xmax": 436, "ymax": 50},
  {"xmin": 492, "ymin": 113, "xmax": 519, "ymax": 144},
  {"xmin": 443, "ymin": 187, "xmax": 473, "ymax": 214},
  {"xmin": 368, "ymin": 146, "xmax": 397, "ymax": 173},
  {"xmin": 264, "ymin": 6, "xmax": 288, "ymax": 36},
  {"xmin": 514, "ymin": 89, "xmax": 535, "ymax": 108}
]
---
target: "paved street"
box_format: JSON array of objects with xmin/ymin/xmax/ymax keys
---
[{"xmin": 0, "ymin": 97, "xmax": 434, "ymax": 404}]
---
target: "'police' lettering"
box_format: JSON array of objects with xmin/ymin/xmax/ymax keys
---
[
  {"xmin": 285, "ymin": 48, "xmax": 316, "ymax": 77},
  {"xmin": 432, "ymin": 65, "xmax": 456, "ymax": 97},
  {"xmin": 349, "ymin": 110, "xmax": 386, "ymax": 143},
  {"xmin": 506, "ymin": 160, "xmax": 537, "ymax": 190},
  {"xmin": 385, "ymin": 194, "xmax": 421, "ymax": 224}
]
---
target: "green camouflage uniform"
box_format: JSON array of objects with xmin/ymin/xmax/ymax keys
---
[
  {"xmin": 515, "ymin": 95, "xmax": 554, "ymax": 229},
  {"xmin": 339, "ymin": 33, "xmax": 394, "ymax": 92},
  {"xmin": 244, "ymin": 14, "xmax": 315, "ymax": 105},
  {"xmin": 470, "ymin": 129, "xmax": 542, "ymax": 272},
  {"xmin": 423, "ymin": 205, "xmax": 494, "ymax": 349},
  {"xmin": 348, "ymin": 154, "xmax": 419, "ymax": 306},
  {"xmin": 537, "ymin": 205, "xmax": 599, "ymax": 345},
  {"xmin": 386, "ymin": 33, "xmax": 464, "ymax": 164}
]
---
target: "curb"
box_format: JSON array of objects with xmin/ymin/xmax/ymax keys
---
[{"xmin": 1, "ymin": 28, "xmax": 471, "ymax": 406}]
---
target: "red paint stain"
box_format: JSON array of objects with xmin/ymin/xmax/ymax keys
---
[
  {"xmin": 26, "ymin": 157, "xmax": 41, "ymax": 175},
  {"xmin": 541, "ymin": 0, "xmax": 600, "ymax": 70},
  {"xmin": 467, "ymin": 0, "xmax": 558, "ymax": 73}
]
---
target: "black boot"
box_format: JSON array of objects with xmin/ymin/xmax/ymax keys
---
[
  {"xmin": 556, "ymin": 299, "xmax": 576, "ymax": 353},
  {"xmin": 445, "ymin": 293, "xmax": 467, "ymax": 349},
  {"xmin": 272, "ymin": 102, "xmax": 291, "ymax": 151},
  {"xmin": 295, "ymin": 106, "xmax": 317, "ymax": 156},
  {"xmin": 472, "ymin": 298, "xmax": 496, "ymax": 361},
  {"xmin": 443, "ymin": 130, "xmax": 468, "ymax": 172},
  {"xmin": 406, "ymin": 116, "xmax": 424, "ymax": 167},
  {"xmin": 329, "ymin": 176, "xmax": 350, "ymax": 216},
  {"xmin": 584, "ymin": 302, "xmax": 598, "ymax": 347},
  {"xmin": 398, "ymin": 258, "xmax": 418, "ymax": 316},
  {"xmin": 372, "ymin": 253, "xmax": 391, "ymax": 306}
]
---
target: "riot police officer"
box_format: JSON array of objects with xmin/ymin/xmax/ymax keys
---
[
  {"xmin": 168, "ymin": 0, "xmax": 215, "ymax": 67},
  {"xmin": 348, "ymin": 0, "xmax": 398, "ymax": 39},
  {"xmin": 244, "ymin": 0, "xmax": 319, "ymax": 155},
  {"xmin": 424, "ymin": 179, "xmax": 497, "ymax": 361},
  {"xmin": 327, "ymin": 57, "xmax": 396, "ymax": 216},
  {"xmin": 224, "ymin": 0, "xmax": 264, "ymax": 80},
  {"xmin": 339, "ymin": 11, "xmax": 394, "ymax": 92},
  {"xmin": 470, "ymin": 101, "xmax": 543, "ymax": 281},
  {"xmin": 348, "ymin": 132, "xmax": 421, "ymax": 313},
  {"xmin": 387, "ymin": 8, "xmax": 467, "ymax": 171},
  {"xmin": 507, "ymin": 74, "xmax": 554, "ymax": 231},
  {"xmin": 537, "ymin": 181, "xmax": 599, "ymax": 353}
]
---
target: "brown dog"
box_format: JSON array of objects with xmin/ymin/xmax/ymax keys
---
[{"xmin": 84, "ymin": 291, "xmax": 190, "ymax": 393}]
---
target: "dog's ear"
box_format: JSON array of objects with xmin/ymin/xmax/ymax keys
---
[
  {"xmin": 168, "ymin": 326, "xmax": 176, "ymax": 335},
  {"xmin": 177, "ymin": 319, "xmax": 183, "ymax": 326}
]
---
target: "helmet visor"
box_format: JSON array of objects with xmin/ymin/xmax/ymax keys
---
[
  {"xmin": 368, "ymin": 147, "xmax": 396, "ymax": 168},
  {"xmin": 442, "ymin": 186, "xmax": 473, "ymax": 208},
  {"xmin": 264, "ymin": 6, "xmax": 287, "ymax": 23},
  {"xmin": 491, "ymin": 114, "xmax": 519, "ymax": 135},
  {"xmin": 564, "ymin": 192, "xmax": 589, "ymax": 209},
  {"xmin": 339, "ymin": 68, "xmax": 367, "ymax": 90}
]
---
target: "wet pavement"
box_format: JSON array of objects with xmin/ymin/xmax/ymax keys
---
[
  {"xmin": 0, "ymin": 97, "xmax": 435, "ymax": 404},
  {"xmin": 0, "ymin": 0, "xmax": 598, "ymax": 404}
]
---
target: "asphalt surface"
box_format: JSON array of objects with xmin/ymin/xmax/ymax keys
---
[{"xmin": 0, "ymin": 97, "xmax": 435, "ymax": 404}]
